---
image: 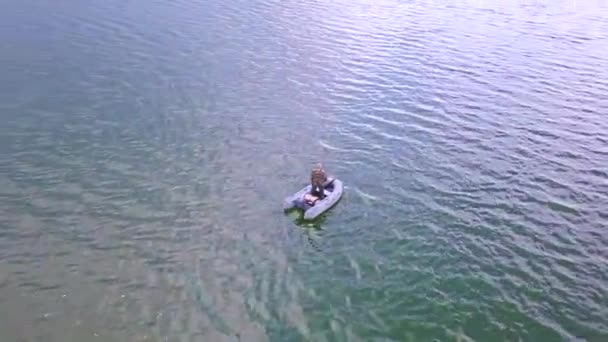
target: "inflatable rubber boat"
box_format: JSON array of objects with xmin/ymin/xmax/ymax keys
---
[{"xmin": 283, "ymin": 177, "xmax": 344, "ymax": 220}]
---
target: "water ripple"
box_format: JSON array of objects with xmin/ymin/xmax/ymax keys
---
[{"xmin": 1, "ymin": 0, "xmax": 607, "ymax": 340}]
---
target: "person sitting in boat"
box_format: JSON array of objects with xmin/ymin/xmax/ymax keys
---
[{"xmin": 304, "ymin": 164, "xmax": 328, "ymax": 206}]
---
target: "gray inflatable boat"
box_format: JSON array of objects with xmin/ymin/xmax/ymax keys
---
[{"xmin": 283, "ymin": 178, "xmax": 344, "ymax": 220}]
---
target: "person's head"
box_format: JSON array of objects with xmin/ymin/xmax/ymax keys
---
[{"xmin": 311, "ymin": 163, "xmax": 327, "ymax": 184}]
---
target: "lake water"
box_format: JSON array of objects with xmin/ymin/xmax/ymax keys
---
[{"xmin": 1, "ymin": 0, "xmax": 607, "ymax": 341}]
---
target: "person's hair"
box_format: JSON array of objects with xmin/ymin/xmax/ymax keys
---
[{"xmin": 311, "ymin": 163, "xmax": 326, "ymax": 184}]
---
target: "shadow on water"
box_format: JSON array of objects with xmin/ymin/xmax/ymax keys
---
[
  {"xmin": 283, "ymin": 191, "xmax": 346, "ymax": 228},
  {"xmin": 284, "ymin": 208, "xmax": 328, "ymax": 252}
]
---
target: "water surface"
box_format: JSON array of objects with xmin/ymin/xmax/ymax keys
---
[{"xmin": 1, "ymin": 0, "xmax": 607, "ymax": 341}]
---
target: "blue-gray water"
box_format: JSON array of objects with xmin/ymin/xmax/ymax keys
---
[{"xmin": 1, "ymin": 0, "xmax": 607, "ymax": 341}]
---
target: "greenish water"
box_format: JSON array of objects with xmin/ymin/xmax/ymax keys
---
[{"xmin": 1, "ymin": 0, "xmax": 607, "ymax": 341}]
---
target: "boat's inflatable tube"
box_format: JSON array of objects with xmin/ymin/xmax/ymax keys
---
[{"xmin": 283, "ymin": 178, "xmax": 343, "ymax": 220}]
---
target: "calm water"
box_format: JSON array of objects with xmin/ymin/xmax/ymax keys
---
[{"xmin": 1, "ymin": 0, "xmax": 607, "ymax": 341}]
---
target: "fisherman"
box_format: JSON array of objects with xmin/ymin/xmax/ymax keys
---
[{"xmin": 304, "ymin": 163, "xmax": 328, "ymax": 205}]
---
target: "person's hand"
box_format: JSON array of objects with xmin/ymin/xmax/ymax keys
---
[{"xmin": 304, "ymin": 194, "xmax": 318, "ymax": 205}]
